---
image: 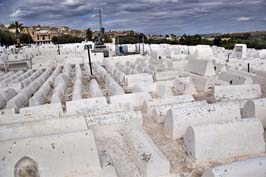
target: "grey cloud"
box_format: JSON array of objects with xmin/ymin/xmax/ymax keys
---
[{"xmin": 0, "ymin": 0, "xmax": 265, "ymax": 34}]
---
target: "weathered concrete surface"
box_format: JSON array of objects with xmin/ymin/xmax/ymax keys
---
[
  {"xmin": 65, "ymin": 97, "xmax": 107, "ymax": 115},
  {"xmin": 125, "ymin": 73, "xmax": 153, "ymax": 88},
  {"xmin": 185, "ymin": 59, "xmax": 216, "ymax": 76},
  {"xmin": 66, "ymin": 104, "xmax": 134, "ymax": 117},
  {"xmin": 0, "ymin": 117, "xmax": 87, "ymax": 141},
  {"xmin": 143, "ymin": 95, "xmax": 194, "ymax": 115},
  {"xmin": 210, "ymin": 84, "xmax": 262, "ymax": 102},
  {"xmin": 85, "ymin": 111, "xmax": 143, "ymax": 127},
  {"xmin": 184, "ymin": 118, "xmax": 265, "ymax": 163},
  {"xmin": 89, "ymin": 79, "xmax": 103, "ymax": 97},
  {"xmin": 164, "ymin": 102, "xmax": 241, "ymax": 139},
  {"xmin": 0, "ymin": 88, "xmax": 17, "ymax": 109},
  {"xmin": 242, "ymin": 98, "xmax": 266, "ymax": 128},
  {"xmin": 20, "ymin": 103, "xmax": 62, "ymax": 119},
  {"xmin": 123, "ymin": 123, "xmax": 170, "ymax": 177},
  {"xmin": 109, "ymin": 92, "xmax": 151, "ymax": 108},
  {"xmin": 0, "ymin": 130, "xmax": 101, "ymax": 177},
  {"xmin": 201, "ymin": 156, "xmax": 266, "ymax": 177},
  {"xmin": 151, "ymin": 101, "xmax": 208, "ymax": 123},
  {"xmin": 172, "ymin": 77, "xmax": 197, "ymax": 95}
]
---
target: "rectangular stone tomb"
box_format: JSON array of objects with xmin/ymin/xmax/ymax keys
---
[
  {"xmin": 123, "ymin": 123, "xmax": 170, "ymax": 177},
  {"xmin": 0, "ymin": 130, "xmax": 101, "ymax": 177},
  {"xmin": 164, "ymin": 102, "xmax": 241, "ymax": 139},
  {"xmin": 153, "ymin": 71, "xmax": 179, "ymax": 81},
  {"xmin": 242, "ymin": 98, "xmax": 266, "ymax": 128},
  {"xmin": 184, "ymin": 72, "xmax": 216, "ymax": 92},
  {"xmin": 218, "ymin": 71, "xmax": 253, "ymax": 85},
  {"xmin": 85, "ymin": 111, "xmax": 143, "ymax": 127},
  {"xmin": 202, "ymin": 156, "xmax": 266, "ymax": 177},
  {"xmin": 172, "ymin": 77, "xmax": 197, "ymax": 95},
  {"xmin": 125, "ymin": 73, "xmax": 153, "ymax": 87},
  {"xmin": 152, "ymin": 101, "xmax": 208, "ymax": 123},
  {"xmin": 65, "ymin": 97, "xmax": 107, "ymax": 115},
  {"xmin": 64, "ymin": 103, "xmax": 134, "ymax": 118},
  {"xmin": 184, "ymin": 59, "xmax": 216, "ymax": 76},
  {"xmin": 210, "ymin": 84, "xmax": 262, "ymax": 102},
  {"xmin": 109, "ymin": 92, "xmax": 151, "ymax": 108},
  {"xmin": 0, "ymin": 117, "xmax": 88, "ymax": 142},
  {"xmin": 143, "ymin": 95, "xmax": 194, "ymax": 115},
  {"xmin": 19, "ymin": 103, "xmax": 62, "ymax": 119},
  {"xmin": 184, "ymin": 118, "xmax": 265, "ymax": 163}
]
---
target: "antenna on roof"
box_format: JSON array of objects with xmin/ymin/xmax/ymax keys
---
[{"xmin": 99, "ymin": 8, "xmax": 103, "ymax": 30}]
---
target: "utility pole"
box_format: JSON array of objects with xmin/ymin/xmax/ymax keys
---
[
  {"xmin": 57, "ymin": 44, "xmax": 60, "ymax": 55},
  {"xmin": 86, "ymin": 44, "xmax": 93, "ymax": 75},
  {"xmin": 227, "ymin": 53, "xmax": 231, "ymax": 62},
  {"xmin": 142, "ymin": 36, "xmax": 145, "ymax": 55},
  {"xmin": 99, "ymin": 9, "xmax": 103, "ymax": 30}
]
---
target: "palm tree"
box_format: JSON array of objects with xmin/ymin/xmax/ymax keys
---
[{"xmin": 9, "ymin": 21, "xmax": 24, "ymax": 46}]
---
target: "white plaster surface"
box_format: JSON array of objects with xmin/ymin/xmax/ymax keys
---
[
  {"xmin": 201, "ymin": 156, "xmax": 266, "ymax": 177},
  {"xmin": 0, "ymin": 117, "xmax": 87, "ymax": 141},
  {"xmin": 19, "ymin": 103, "xmax": 62, "ymax": 119},
  {"xmin": 184, "ymin": 118, "xmax": 265, "ymax": 163},
  {"xmin": 85, "ymin": 111, "xmax": 143, "ymax": 127},
  {"xmin": 242, "ymin": 98, "xmax": 266, "ymax": 128},
  {"xmin": 125, "ymin": 73, "xmax": 153, "ymax": 87},
  {"xmin": 66, "ymin": 97, "xmax": 107, "ymax": 114},
  {"xmin": 164, "ymin": 102, "xmax": 241, "ymax": 139},
  {"xmin": 211, "ymin": 84, "xmax": 262, "ymax": 102},
  {"xmin": 0, "ymin": 130, "xmax": 101, "ymax": 177},
  {"xmin": 143, "ymin": 95, "xmax": 194, "ymax": 115},
  {"xmin": 185, "ymin": 59, "xmax": 216, "ymax": 76},
  {"xmin": 109, "ymin": 92, "xmax": 151, "ymax": 108},
  {"xmin": 123, "ymin": 122, "xmax": 170, "ymax": 177},
  {"xmin": 152, "ymin": 101, "xmax": 208, "ymax": 123}
]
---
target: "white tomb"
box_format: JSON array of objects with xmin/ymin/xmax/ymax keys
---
[
  {"xmin": 184, "ymin": 118, "xmax": 265, "ymax": 163},
  {"xmin": 201, "ymin": 156, "xmax": 266, "ymax": 177},
  {"xmin": 210, "ymin": 84, "xmax": 262, "ymax": 102},
  {"xmin": 242, "ymin": 98, "xmax": 266, "ymax": 128},
  {"xmin": 164, "ymin": 102, "xmax": 241, "ymax": 139},
  {"xmin": 123, "ymin": 123, "xmax": 170, "ymax": 177},
  {"xmin": 0, "ymin": 130, "xmax": 102, "ymax": 177}
]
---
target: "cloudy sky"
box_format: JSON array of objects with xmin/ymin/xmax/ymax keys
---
[{"xmin": 0, "ymin": 0, "xmax": 265, "ymax": 35}]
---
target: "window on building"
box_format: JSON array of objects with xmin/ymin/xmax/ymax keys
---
[{"xmin": 42, "ymin": 36, "xmax": 45, "ymax": 40}]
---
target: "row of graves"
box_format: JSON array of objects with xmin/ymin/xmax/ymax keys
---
[{"xmin": 0, "ymin": 44, "xmax": 266, "ymax": 177}]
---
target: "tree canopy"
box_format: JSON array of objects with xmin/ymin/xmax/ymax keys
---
[{"xmin": 52, "ymin": 34, "xmax": 84, "ymax": 44}]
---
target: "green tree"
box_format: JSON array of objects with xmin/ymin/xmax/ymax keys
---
[
  {"xmin": 9, "ymin": 21, "xmax": 24, "ymax": 46},
  {"xmin": 0, "ymin": 30, "xmax": 16, "ymax": 46},
  {"xmin": 104, "ymin": 35, "xmax": 112, "ymax": 43},
  {"xmin": 86, "ymin": 28, "xmax": 93, "ymax": 41},
  {"xmin": 213, "ymin": 36, "xmax": 222, "ymax": 46},
  {"xmin": 20, "ymin": 33, "xmax": 33, "ymax": 44},
  {"xmin": 52, "ymin": 34, "xmax": 84, "ymax": 44}
]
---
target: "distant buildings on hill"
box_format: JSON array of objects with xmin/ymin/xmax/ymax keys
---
[{"xmin": 0, "ymin": 24, "xmax": 86, "ymax": 44}]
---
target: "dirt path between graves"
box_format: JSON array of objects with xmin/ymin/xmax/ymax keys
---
[
  {"xmin": 82, "ymin": 65, "xmax": 92, "ymax": 98},
  {"xmin": 93, "ymin": 70, "xmax": 111, "ymax": 98},
  {"xmin": 142, "ymin": 115, "xmax": 203, "ymax": 177},
  {"xmin": 64, "ymin": 66, "xmax": 75, "ymax": 101}
]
